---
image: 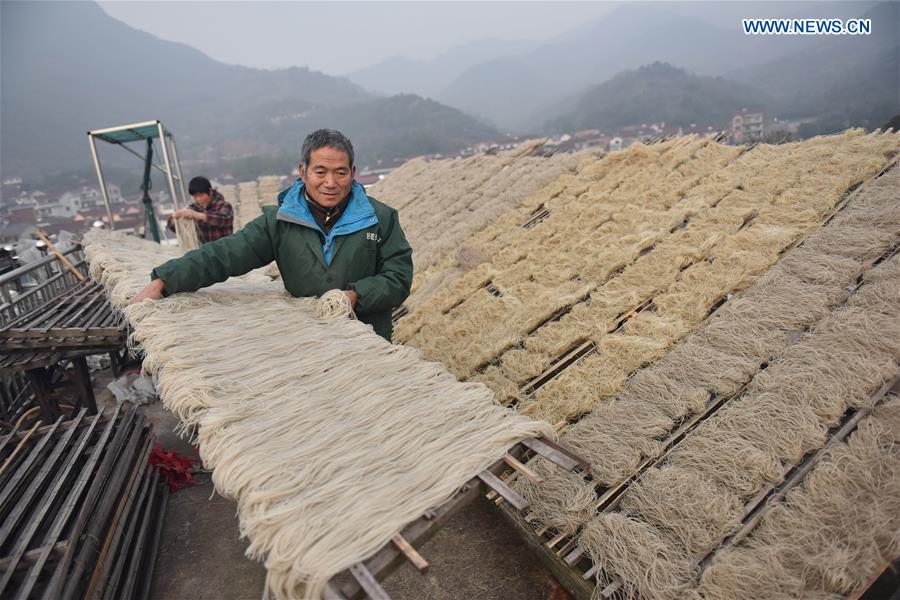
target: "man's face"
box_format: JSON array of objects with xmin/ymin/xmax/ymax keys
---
[
  {"xmin": 192, "ymin": 192, "xmax": 212, "ymax": 207},
  {"xmin": 300, "ymin": 146, "xmax": 356, "ymax": 208}
]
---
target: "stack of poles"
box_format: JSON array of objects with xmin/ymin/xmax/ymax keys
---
[{"xmin": 0, "ymin": 403, "xmax": 166, "ymax": 599}]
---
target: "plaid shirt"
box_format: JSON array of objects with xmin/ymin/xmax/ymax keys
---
[{"xmin": 167, "ymin": 189, "xmax": 233, "ymax": 244}]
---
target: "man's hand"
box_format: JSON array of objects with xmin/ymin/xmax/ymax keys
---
[
  {"xmin": 343, "ymin": 289, "xmax": 358, "ymax": 309},
  {"xmin": 173, "ymin": 209, "xmax": 206, "ymax": 221},
  {"xmin": 130, "ymin": 279, "xmax": 166, "ymax": 304}
]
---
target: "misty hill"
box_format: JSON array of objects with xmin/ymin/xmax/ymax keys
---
[
  {"xmin": 435, "ymin": 1, "xmax": 889, "ymax": 132},
  {"xmin": 434, "ymin": 4, "xmax": 785, "ymax": 130},
  {"xmin": 315, "ymin": 95, "xmax": 502, "ymax": 161},
  {"xmin": 0, "ymin": 1, "xmax": 500, "ymax": 183},
  {"xmin": 348, "ymin": 38, "xmax": 539, "ymax": 98},
  {"xmin": 231, "ymin": 94, "xmax": 502, "ymax": 167},
  {"xmin": 727, "ymin": 1, "xmax": 899, "ymax": 136},
  {"xmin": 546, "ymin": 63, "xmax": 765, "ymax": 133}
]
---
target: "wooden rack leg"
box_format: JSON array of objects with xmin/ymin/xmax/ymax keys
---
[
  {"xmin": 71, "ymin": 356, "xmax": 98, "ymax": 415},
  {"xmin": 109, "ymin": 351, "xmax": 121, "ymax": 378},
  {"xmin": 25, "ymin": 367, "xmax": 59, "ymax": 423}
]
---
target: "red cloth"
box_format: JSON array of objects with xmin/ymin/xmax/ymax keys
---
[{"xmin": 148, "ymin": 443, "xmax": 198, "ymax": 492}]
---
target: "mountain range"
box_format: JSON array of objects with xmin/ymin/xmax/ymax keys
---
[
  {"xmin": 726, "ymin": 0, "xmax": 899, "ymax": 136},
  {"xmin": 424, "ymin": 2, "xmax": 896, "ymax": 132},
  {"xmin": 0, "ymin": 1, "xmax": 501, "ymax": 184},
  {"xmin": 546, "ymin": 63, "xmax": 767, "ymax": 134},
  {"xmin": 347, "ymin": 38, "xmax": 539, "ymax": 99},
  {"xmin": 2, "ymin": 0, "xmax": 896, "ymax": 190}
]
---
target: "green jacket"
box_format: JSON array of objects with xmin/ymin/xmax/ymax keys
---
[{"xmin": 152, "ymin": 180, "xmax": 413, "ymax": 340}]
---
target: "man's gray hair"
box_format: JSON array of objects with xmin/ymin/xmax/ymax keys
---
[{"xmin": 301, "ymin": 129, "xmax": 355, "ymax": 168}]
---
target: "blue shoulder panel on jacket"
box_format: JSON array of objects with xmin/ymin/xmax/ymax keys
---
[{"xmin": 276, "ymin": 179, "xmax": 378, "ymax": 265}]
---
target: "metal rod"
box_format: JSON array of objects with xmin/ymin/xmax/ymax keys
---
[
  {"xmin": 169, "ymin": 136, "xmax": 190, "ymax": 209},
  {"xmin": 1, "ymin": 280, "xmax": 88, "ymax": 333},
  {"xmin": 88, "ymin": 135, "xmax": 115, "ymax": 230},
  {"xmin": 88, "ymin": 120, "xmax": 160, "ymax": 137},
  {"xmin": 113, "ymin": 140, "xmax": 169, "ymax": 175},
  {"xmin": 142, "ymin": 139, "xmax": 161, "ymax": 244},
  {"xmin": 156, "ymin": 122, "xmax": 181, "ymax": 212},
  {"xmin": 0, "ymin": 247, "xmax": 82, "ymax": 288}
]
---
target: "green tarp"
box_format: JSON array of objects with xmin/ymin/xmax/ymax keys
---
[{"xmin": 89, "ymin": 121, "xmax": 163, "ymax": 144}]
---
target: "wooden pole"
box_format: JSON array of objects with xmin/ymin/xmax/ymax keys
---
[{"xmin": 35, "ymin": 231, "xmax": 86, "ymax": 282}]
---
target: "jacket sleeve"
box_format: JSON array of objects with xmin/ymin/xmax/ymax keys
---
[
  {"xmin": 151, "ymin": 212, "xmax": 275, "ymax": 294},
  {"xmin": 349, "ymin": 208, "xmax": 413, "ymax": 314}
]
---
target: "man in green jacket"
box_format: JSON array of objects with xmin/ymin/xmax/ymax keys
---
[{"xmin": 129, "ymin": 129, "xmax": 413, "ymax": 341}]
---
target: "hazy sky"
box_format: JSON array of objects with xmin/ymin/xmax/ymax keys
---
[
  {"xmin": 98, "ymin": 2, "xmax": 613, "ymax": 74},
  {"xmin": 96, "ymin": 1, "xmax": 815, "ymax": 75}
]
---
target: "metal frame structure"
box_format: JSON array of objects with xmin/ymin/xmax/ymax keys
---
[{"xmin": 87, "ymin": 120, "xmax": 189, "ymax": 233}]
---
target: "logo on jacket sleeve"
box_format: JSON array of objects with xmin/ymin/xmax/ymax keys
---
[{"xmin": 366, "ymin": 232, "xmax": 382, "ymax": 243}]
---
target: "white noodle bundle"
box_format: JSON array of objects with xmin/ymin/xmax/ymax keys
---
[
  {"xmin": 82, "ymin": 229, "xmax": 553, "ymax": 599},
  {"xmin": 174, "ymin": 215, "xmax": 200, "ymax": 252},
  {"xmin": 316, "ymin": 289, "xmax": 355, "ymax": 320}
]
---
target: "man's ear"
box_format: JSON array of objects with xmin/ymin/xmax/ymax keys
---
[
  {"xmin": 298, "ymin": 164, "xmax": 306, "ymax": 182},
  {"xmin": 351, "ymin": 165, "xmax": 357, "ymax": 179}
]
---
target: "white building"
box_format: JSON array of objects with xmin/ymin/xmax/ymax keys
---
[
  {"xmin": 16, "ymin": 190, "xmax": 45, "ymax": 207},
  {"xmin": 35, "ymin": 202, "xmax": 76, "ymax": 220},
  {"xmin": 59, "ymin": 185, "xmax": 121, "ymax": 211},
  {"xmin": 732, "ymin": 111, "xmax": 765, "ymax": 143}
]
